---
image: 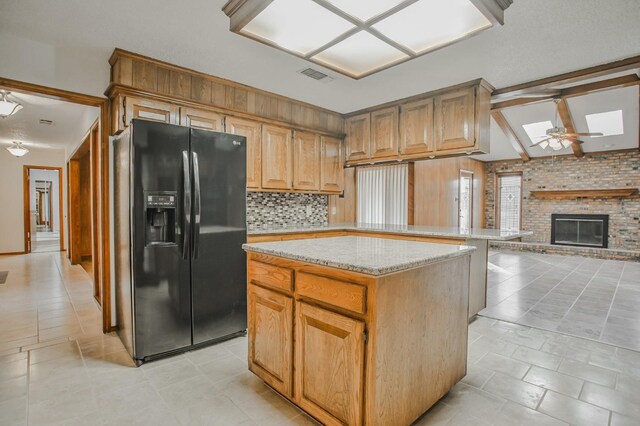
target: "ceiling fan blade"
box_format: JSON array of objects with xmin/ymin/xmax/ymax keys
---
[
  {"xmin": 564, "ymin": 132, "xmax": 604, "ymax": 137},
  {"xmin": 530, "ymin": 138, "xmax": 551, "ymax": 147},
  {"xmin": 565, "ymin": 137, "xmax": 584, "ymax": 144}
]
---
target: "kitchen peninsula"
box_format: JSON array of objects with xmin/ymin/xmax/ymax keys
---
[
  {"xmin": 243, "ymin": 236, "xmax": 475, "ymax": 426},
  {"xmin": 247, "ymin": 224, "xmax": 531, "ymax": 318}
]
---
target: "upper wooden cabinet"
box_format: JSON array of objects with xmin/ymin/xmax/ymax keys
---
[
  {"xmin": 320, "ymin": 136, "xmax": 343, "ymax": 193},
  {"xmin": 345, "ymin": 113, "xmax": 371, "ymax": 162},
  {"xmin": 400, "ymin": 98, "xmax": 434, "ymax": 156},
  {"xmin": 370, "ymin": 107, "xmax": 399, "ymax": 159},
  {"xmin": 226, "ymin": 117, "xmax": 262, "ymax": 189},
  {"xmin": 115, "ymin": 95, "xmax": 179, "ymax": 131},
  {"xmin": 179, "ymin": 107, "xmax": 224, "ymax": 131},
  {"xmin": 293, "ymin": 131, "xmax": 321, "ymax": 191},
  {"xmin": 434, "ymin": 87, "xmax": 476, "ymax": 152},
  {"xmin": 261, "ymin": 124, "xmax": 293, "ymax": 190}
]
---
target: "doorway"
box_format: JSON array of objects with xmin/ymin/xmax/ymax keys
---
[
  {"xmin": 23, "ymin": 166, "xmax": 64, "ymax": 253},
  {"xmin": 458, "ymin": 170, "xmax": 474, "ymax": 230}
]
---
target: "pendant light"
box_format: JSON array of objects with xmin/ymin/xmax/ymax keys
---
[
  {"xmin": 6, "ymin": 141, "xmax": 29, "ymax": 157},
  {"xmin": 0, "ymin": 91, "xmax": 23, "ymax": 118}
]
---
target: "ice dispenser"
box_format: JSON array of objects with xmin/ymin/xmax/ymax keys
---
[{"xmin": 144, "ymin": 191, "xmax": 177, "ymax": 245}]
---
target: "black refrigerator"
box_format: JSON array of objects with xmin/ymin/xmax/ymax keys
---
[{"xmin": 113, "ymin": 119, "xmax": 247, "ymax": 364}]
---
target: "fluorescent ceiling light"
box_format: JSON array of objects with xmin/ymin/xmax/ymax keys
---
[
  {"xmin": 585, "ymin": 110, "xmax": 624, "ymax": 137},
  {"xmin": 522, "ymin": 121, "xmax": 553, "ymax": 143},
  {"xmin": 312, "ymin": 31, "xmax": 408, "ymax": 77},
  {"xmin": 373, "ymin": 0, "xmax": 491, "ymax": 54},
  {"xmin": 241, "ymin": 0, "xmax": 354, "ymax": 55},
  {"xmin": 324, "ymin": 0, "xmax": 406, "ymax": 22}
]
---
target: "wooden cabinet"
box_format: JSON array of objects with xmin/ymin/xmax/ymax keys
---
[
  {"xmin": 345, "ymin": 113, "xmax": 370, "ymax": 162},
  {"xmin": 320, "ymin": 136, "xmax": 343, "ymax": 193},
  {"xmin": 370, "ymin": 107, "xmax": 399, "ymax": 159},
  {"xmin": 116, "ymin": 95, "xmax": 179, "ymax": 131},
  {"xmin": 261, "ymin": 124, "xmax": 293, "ymax": 190},
  {"xmin": 434, "ymin": 87, "xmax": 476, "ymax": 152},
  {"xmin": 292, "ymin": 131, "xmax": 321, "ymax": 191},
  {"xmin": 248, "ymin": 284, "xmax": 293, "ymax": 397},
  {"xmin": 295, "ymin": 302, "xmax": 365, "ymax": 426},
  {"xmin": 179, "ymin": 107, "xmax": 224, "ymax": 131},
  {"xmin": 400, "ymin": 98, "xmax": 434, "ymax": 156},
  {"xmin": 226, "ymin": 117, "xmax": 262, "ymax": 189}
]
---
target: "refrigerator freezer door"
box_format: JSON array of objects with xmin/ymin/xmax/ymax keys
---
[
  {"xmin": 190, "ymin": 129, "xmax": 247, "ymax": 345},
  {"xmin": 132, "ymin": 120, "xmax": 192, "ymax": 359}
]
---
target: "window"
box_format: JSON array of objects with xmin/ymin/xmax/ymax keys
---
[
  {"xmin": 357, "ymin": 164, "xmax": 408, "ymax": 225},
  {"xmin": 497, "ymin": 174, "xmax": 522, "ymax": 231},
  {"xmin": 458, "ymin": 170, "xmax": 473, "ymax": 230}
]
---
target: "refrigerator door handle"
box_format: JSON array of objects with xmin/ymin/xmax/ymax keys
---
[
  {"xmin": 182, "ymin": 150, "xmax": 191, "ymax": 260},
  {"xmin": 192, "ymin": 151, "xmax": 201, "ymax": 259}
]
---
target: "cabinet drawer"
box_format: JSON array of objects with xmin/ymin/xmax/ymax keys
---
[
  {"xmin": 248, "ymin": 261, "xmax": 293, "ymax": 293},
  {"xmin": 297, "ymin": 272, "xmax": 366, "ymax": 315}
]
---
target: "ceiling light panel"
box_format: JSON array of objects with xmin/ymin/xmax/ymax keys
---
[
  {"xmin": 241, "ymin": 0, "xmax": 354, "ymax": 55},
  {"xmin": 312, "ymin": 31, "xmax": 408, "ymax": 77},
  {"xmin": 522, "ymin": 121, "xmax": 553, "ymax": 143},
  {"xmin": 372, "ymin": 0, "xmax": 491, "ymax": 54},
  {"xmin": 585, "ymin": 110, "xmax": 624, "ymax": 137},
  {"xmin": 324, "ymin": 0, "xmax": 407, "ymax": 22}
]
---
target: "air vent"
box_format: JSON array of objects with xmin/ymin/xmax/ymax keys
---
[
  {"xmin": 39, "ymin": 119, "xmax": 54, "ymax": 125},
  {"xmin": 298, "ymin": 68, "xmax": 333, "ymax": 82}
]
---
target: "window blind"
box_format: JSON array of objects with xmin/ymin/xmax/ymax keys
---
[
  {"xmin": 357, "ymin": 164, "xmax": 408, "ymax": 225},
  {"xmin": 498, "ymin": 175, "xmax": 522, "ymax": 231}
]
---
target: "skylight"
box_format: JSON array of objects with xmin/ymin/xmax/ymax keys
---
[
  {"xmin": 224, "ymin": 0, "xmax": 512, "ymax": 79},
  {"xmin": 522, "ymin": 121, "xmax": 553, "ymax": 143},
  {"xmin": 585, "ymin": 110, "xmax": 624, "ymax": 137}
]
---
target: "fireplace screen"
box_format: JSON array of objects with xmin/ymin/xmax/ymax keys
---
[{"xmin": 551, "ymin": 214, "xmax": 609, "ymax": 248}]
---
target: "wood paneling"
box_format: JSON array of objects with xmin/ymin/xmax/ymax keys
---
[
  {"xmin": 370, "ymin": 107, "xmax": 399, "ymax": 159},
  {"xmin": 328, "ymin": 168, "xmax": 356, "ymax": 224},
  {"xmin": 248, "ymin": 284, "xmax": 294, "ymax": 397},
  {"xmin": 320, "ymin": 136, "xmax": 343, "ymax": 193},
  {"xmin": 68, "ymin": 159, "xmax": 81, "ymax": 264},
  {"xmin": 225, "ymin": 116, "xmax": 262, "ymax": 188},
  {"xmin": 434, "ymin": 87, "xmax": 476, "ymax": 151},
  {"xmin": 261, "ymin": 124, "xmax": 293, "ymax": 190},
  {"xmin": 345, "ymin": 113, "xmax": 370, "ymax": 162},
  {"xmin": 179, "ymin": 107, "xmax": 224, "ymax": 131},
  {"xmin": 292, "ymin": 131, "xmax": 321, "ymax": 191},
  {"xmin": 295, "ymin": 302, "xmax": 364, "ymax": 426},
  {"xmin": 400, "ymin": 98, "xmax": 434, "ymax": 156}
]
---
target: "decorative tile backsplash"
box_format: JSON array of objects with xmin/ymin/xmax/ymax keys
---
[{"xmin": 247, "ymin": 192, "xmax": 328, "ymax": 228}]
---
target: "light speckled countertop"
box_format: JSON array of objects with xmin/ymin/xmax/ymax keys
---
[
  {"xmin": 243, "ymin": 236, "xmax": 475, "ymax": 276},
  {"xmin": 247, "ymin": 223, "xmax": 531, "ymax": 241}
]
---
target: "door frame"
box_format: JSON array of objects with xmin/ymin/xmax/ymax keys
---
[
  {"xmin": 458, "ymin": 169, "xmax": 474, "ymax": 228},
  {"xmin": 2, "ymin": 76, "xmax": 113, "ymax": 333},
  {"xmin": 23, "ymin": 165, "xmax": 64, "ymax": 253}
]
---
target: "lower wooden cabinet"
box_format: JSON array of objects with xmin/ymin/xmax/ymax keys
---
[
  {"xmin": 248, "ymin": 284, "xmax": 293, "ymax": 397},
  {"xmin": 295, "ymin": 302, "xmax": 365, "ymax": 426}
]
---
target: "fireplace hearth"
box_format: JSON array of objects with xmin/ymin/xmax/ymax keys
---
[{"xmin": 551, "ymin": 214, "xmax": 609, "ymax": 248}]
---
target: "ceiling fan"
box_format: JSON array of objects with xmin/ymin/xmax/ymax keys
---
[{"xmin": 530, "ymin": 99, "xmax": 603, "ymax": 151}]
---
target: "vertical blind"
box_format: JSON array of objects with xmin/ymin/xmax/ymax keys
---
[{"xmin": 357, "ymin": 164, "xmax": 408, "ymax": 225}]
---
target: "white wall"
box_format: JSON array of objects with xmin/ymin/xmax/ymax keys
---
[
  {"xmin": 29, "ymin": 169, "xmax": 61, "ymax": 232},
  {"xmin": 0, "ymin": 147, "xmax": 66, "ymax": 253}
]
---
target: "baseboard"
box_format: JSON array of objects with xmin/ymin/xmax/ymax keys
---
[{"xmin": 0, "ymin": 251, "xmax": 26, "ymax": 256}]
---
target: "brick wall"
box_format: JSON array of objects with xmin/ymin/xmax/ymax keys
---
[{"xmin": 485, "ymin": 151, "xmax": 640, "ymax": 250}]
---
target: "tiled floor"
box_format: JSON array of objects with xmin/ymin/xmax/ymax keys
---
[
  {"xmin": 1, "ymin": 251, "xmax": 640, "ymax": 425},
  {"xmin": 481, "ymin": 250, "xmax": 640, "ymax": 351}
]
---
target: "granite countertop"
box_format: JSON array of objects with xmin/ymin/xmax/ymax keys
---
[
  {"xmin": 243, "ymin": 236, "xmax": 476, "ymax": 276},
  {"xmin": 247, "ymin": 223, "xmax": 532, "ymax": 241}
]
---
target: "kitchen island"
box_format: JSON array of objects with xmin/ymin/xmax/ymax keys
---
[
  {"xmin": 243, "ymin": 236, "xmax": 475, "ymax": 426},
  {"xmin": 247, "ymin": 224, "xmax": 531, "ymax": 318}
]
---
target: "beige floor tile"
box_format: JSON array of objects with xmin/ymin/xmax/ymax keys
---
[
  {"xmin": 184, "ymin": 343, "xmax": 233, "ymax": 365},
  {"xmin": 197, "ymin": 354, "xmax": 247, "ymax": 383},
  {"xmin": 611, "ymin": 412, "xmax": 640, "ymax": 426},
  {"xmin": 0, "ymin": 395, "xmax": 27, "ymax": 426},
  {"xmin": 538, "ymin": 391, "xmax": 610, "ymax": 426},
  {"xmin": 174, "ymin": 394, "xmax": 250, "ymax": 426},
  {"xmin": 523, "ymin": 366, "xmax": 584, "ymax": 398},
  {"xmin": 474, "ymin": 352, "xmax": 532, "ymax": 379},
  {"xmin": 440, "ymin": 382, "xmax": 506, "ymax": 418},
  {"xmin": 413, "ymin": 402, "xmax": 457, "ymax": 425},
  {"xmin": 235, "ymin": 389, "xmax": 302, "ymax": 423},
  {"xmin": 580, "ymin": 382, "xmax": 640, "ymax": 419},
  {"xmin": 482, "ymin": 372, "xmax": 546, "ymax": 409},
  {"xmin": 157, "ymin": 374, "xmax": 220, "ymax": 411},
  {"xmin": 0, "ymin": 375, "xmax": 27, "ymax": 403},
  {"xmin": 492, "ymin": 401, "xmax": 568, "ymax": 426},
  {"xmin": 28, "ymin": 387, "xmax": 99, "ymax": 425},
  {"xmin": 144, "ymin": 357, "xmax": 201, "ymax": 389},
  {"xmin": 0, "ymin": 358, "xmax": 27, "ymax": 382},
  {"xmin": 29, "ymin": 340, "xmax": 81, "ymax": 364},
  {"xmin": 557, "ymin": 358, "xmax": 617, "ymax": 387},
  {"xmin": 511, "ymin": 346, "xmax": 562, "ymax": 370}
]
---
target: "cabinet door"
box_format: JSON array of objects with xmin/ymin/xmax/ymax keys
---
[
  {"xmin": 320, "ymin": 136, "xmax": 343, "ymax": 193},
  {"xmin": 345, "ymin": 113, "xmax": 370, "ymax": 162},
  {"xmin": 226, "ymin": 117, "xmax": 262, "ymax": 189},
  {"xmin": 179, "ymin": 107, "xmax": 224, "ymax": 131},
  {"xmin": 123, "ymin": 95, "xmax": 179, "ymax": 129},
  {"xmin": 248, "ymin": 284, "xmax": 293, "ymax": 397},
  {"xmin": 293, "ymin": 131, "xmax": 321, "ymax": 191},
  {"xmin": 434, "ymin": 87, "xmax": 476, "ymax": 151},
  {"xmin": 371, "ymin": 106, "xmax": 399, "ymax": 159},
  {"xmin": 295, "ymin": 302, "xmax": 365, "ymax": 426},
  {"xmin": 261, "ymin": 124, "xmax": 293, "ymax": 190},
  {"xmin": 400, "ymin": 98, "xmax": 434, "ymax": 155}
]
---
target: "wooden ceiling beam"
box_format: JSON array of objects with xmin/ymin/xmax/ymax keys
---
[
  {"xmin": 556, "ymin": 99, "xmax": 584, "ymax": 158},
  {"xmin": 491, "ymin": 110, "xmax": 531, "ymax": 161}
]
